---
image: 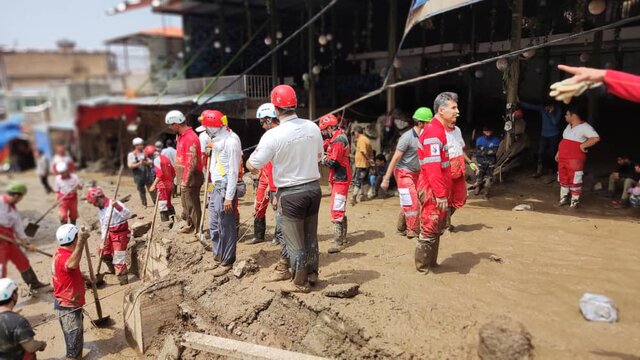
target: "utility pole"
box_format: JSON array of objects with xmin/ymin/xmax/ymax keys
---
[
  {"xmin": 307, "ymin": 0, "xmax": 316, "ymax": 120},
  {"xmin": 386, "ymin": 0, "xmax": 397, "ymax": 114}
]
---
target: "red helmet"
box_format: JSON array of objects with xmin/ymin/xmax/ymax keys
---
[
  {"xmin": 144, "ymin": 145, "xmax": 157, "ymax": 157},
  {"xmin": 270, "ymin": 85, "xmax": 297, "ymax": 109},
  {"xmin": 86, "ymin": 186, "xmax": 105, "ymax": 205},
  {"xmin": 200, "ymin": 110, "xmax": 227, "ymax": 128},
  {"xmin": 318, "ymin": 114, "xmax": 338, "ymax": 130}
]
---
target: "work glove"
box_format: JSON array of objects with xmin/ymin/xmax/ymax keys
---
[
  {"xmin": 469, "ymin": 162, "xmax": 479, "ymax": 175},
  {"xmin": 549, "ymin": 78, "xmax": 603, "ymax": 104}
]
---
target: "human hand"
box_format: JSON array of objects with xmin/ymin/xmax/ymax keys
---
[
  {"xmin": 271, "ymin": 195, "xmax": 278, "ymax": 210},
  {"xmin": 224, "ymin": 199, "xmax": 233, "ymax": 213},
  {"xmin": 469, "ymin": 162, "xmax": 479, "ymax": 174},
  {"xmin": 557, "ymin": 65, "xmax": 606, "ymax": 83},
  {"xmin": 149, "ymin": 184, "xmax": 156, "ymax": 192},
  {"xmin": 79, "ymin": 231, "xmax": 90, "ymax": 242},
  {"xmin": 380, "ymin": 178, "xmax": 390, "ymax": 192},
  {"xmin": 435, "ymin": 197, "xmax": 448, "ymax": 211},
  {"xmin": 579, "ymin": 143, "xmax": 588, "ymax": 153},
  {"xmin": 555, "ymin": 152, "xmax": 559, "ymax": 162},
  {"xmin": 26, "ymin": 243, "xmax": 36, "ymax": 252}
]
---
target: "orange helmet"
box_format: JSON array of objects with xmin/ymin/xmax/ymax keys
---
[
  {"xmin": 86, "ymin": 186, "xmax": 105, "ymax": 205},
  {"xmin": 200, "ymin": 110, "xmax": 227, "ymax": 128},
  {"xmin": 143, "ymin": 145, "xmax": 157, "ymax": 157},
  {"xmin": 318, "ymin": 114, "xmax": 338, "ymax": 130},
  {"xmin": 270, "ymin": 85, "xmax": 297, "ymax": 109}
]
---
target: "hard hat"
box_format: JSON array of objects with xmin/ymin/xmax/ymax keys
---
[
  {"xmin": 132, "ymin": 137, "xmax": 144, "ymax": 146},
  {"xmin": 56, "ymin": 223, "xmax": 78, "ymax": 245},
  {"xmin": 318, "ymin": 114, "xmax": 338, "ymax": 130},
  {"xmin": 6, "ymin": 181, "xmax": 27, "ymax": 195},
  {"xmin": 86, "ymin": 186, "xmax": 105, "ymax": 205},
  {"xmin": 165, "ymin": 110, "xmax": 186, "ymax": 125},
  {"xmin": 256, "ymin": 103, "xmax": 277, "ymax": 119},
  {"xmin": 0, "ymin": 278, "xmax": 17, "ymax": 302},
  {"xmin": 144, "ymin": 145, "xmax": 157, "ymax": 157},
  {"xmin": 55, "ymin": 161, "xmax": 69, "ymax": 173},
  {"xmin": 200, "ymin": 110, "xmax": 227, "ymax": 128},
  {"xmin": 413, "ymin": 107, "xmax": 433, "ymax": 122},
  {"xmin": 270, "ymin": 85, "xmax": 297, "ymax": 109},
  {"xmin": 154, "ymin": 141, "xmax": 163, "ymax": 148}
]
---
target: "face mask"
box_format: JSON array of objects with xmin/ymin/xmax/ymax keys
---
[{"xmin": 206, "ymin": 127, "xmax": 222, "ymax": 138}]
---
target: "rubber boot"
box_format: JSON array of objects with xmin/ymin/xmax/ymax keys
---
[
  {"xmin": 139, "ymin": 190, "xmax": 147, "ymax": 207},
  {"xmin": 246, "ymin": 217, "xmax": 266, "ymax": 244},
  {"xmin": 328, "ymin": 222, "xmax": 345, "ymax": 254},
  {"xmin": 350, "ymin": 186, "xmax": 360, "ymax": 206},
  {"xmin": 473, "ymin": 180, "xmax": 482, "ymax": 196},
  {"xmin": 569, "ymin": 195, "xmax": 580, "ymax": 210},
  {"xmin": 430, "ymin": 236, "xmax": 441, "ymax": 267},
  {"xmin": 20, "ymin": 268, "xmax": 49, "ymax": 289},
  {"xmin": 360, "ymin": 184, "xmax": 370, "ymax": 202},
  {"xmin": 557, "ymin": 187, "xmax": 570, "ymax": 207},
  {"xmin": 266, "ymin": 258, "xmax": 292, "ymax": 282},
  {"xmin": 160, "ymin": 211, "xmax": 170, "ymax": 222},
  {"xmin": 396, "ymin": 212, "xmax": 407, "ymax": 235},
  {"xmin": 101, "ymin": 255, "xmax": 116, "ymax": 274},
  {"xmin": 415, "ymin": 236, "xmax": 436, "ymax": 274},
  {"xmin": 446, "ymin": 207, "xmax": 456, "ymax": 232},
  {"xmin": 483, "ymin": 177, "xmax": 492, "ymax": 199},
  {"xmin": 341, "ymin": 216, "xmax": 348, "ymax": 240}
]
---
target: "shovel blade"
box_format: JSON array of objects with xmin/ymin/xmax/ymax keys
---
[
  {"xmin": 24, "ymin": 223, "xmax": 39, "ymax": 237},
  {"xmin": 91, "ymin": 316, "xmax": 114, "ymax": 328}
]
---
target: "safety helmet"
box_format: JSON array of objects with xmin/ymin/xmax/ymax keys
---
[
  {"xmin": 318, "ymin": 114, "xmax": 338, "ymax": 130},
  {"xmin": 0, "ymin": 278, "xmax": 17, "ymax": 302},
  {"xmin": 154, "ymin": 141, "xmax": 163, "ymax": 148},
  {"xmin": 6, "ymin": 181, "xmax": 27, "ymax": 195},
  {"xmin": 165, "ymin": 110, "xmax": 186, "ymax": 125},
  {"xmin": 270, "ymin": 85, "xmax": 297, "ymax": 109},
  {"xmin": 200, "ymin": 110, "xmax": 227, "ymax": 128},
  {"xmin": 413, "ymin": 107, "xmax": 433, "ymax": 122},
  {"xmin": 56, "ymin": 223, "xmax": 78, "ymax": 245},
  {"xmin": 55, "ymin": 161, "xmax": 69, "ymax": 173},
  {"xmin": 256, "ymin": 103, "xmax": 277, "ymax": 119},
  {"xmin": 86, "ymin": 186, "xmax": 105, "ymax": 205},
  {"xmin": 144, "ymin": 145, "xmax": 157, "ymax": 157},
  {"xmin": 132, "ymin": 137, "xmax": 144, "ymax": 146}
]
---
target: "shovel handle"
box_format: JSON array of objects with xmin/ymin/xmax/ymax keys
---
[
  {"xmin": 95, "ymin": 164, "xmax": 125, "ymax": 277},
  {"xmin": 0, "ymin": 233, "xmax": 53, "ymax": 257},
  {"xmin": 32, "ymin": 184, "xmax": 81, "ymax": 225},
  {"xmin": 83, "ymin": 241, "xmax": 104, "ymax": 319}
]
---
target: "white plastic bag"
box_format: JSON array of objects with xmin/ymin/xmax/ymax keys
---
[{"xmin": 579, "ymin": 293, "xmax": 618, "ymax": 323}]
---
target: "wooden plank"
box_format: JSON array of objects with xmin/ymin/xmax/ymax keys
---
[{"xmin": 182, "ymin": 332, "xmax": 328, "ymax": 360}]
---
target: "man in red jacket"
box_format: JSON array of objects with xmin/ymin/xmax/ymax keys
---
[
  {"xmin": 415, "ymin": 92, "xmax": 458, "ymax": 274},
  {"xmin": 319, "ymin": 114, "xmax": 352, "ymax": 254},
  {"xmin": 557, "ymin": 65, "xmax": 640, "ymax": 103},
  {"xmin": 146, "ymin": 145, "xmax": 176, "ymax": 225}
]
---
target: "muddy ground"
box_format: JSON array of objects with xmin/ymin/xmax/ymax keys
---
[{"xmin": 4, "ymin": 170, "xmax": 640, "ymax": 359}]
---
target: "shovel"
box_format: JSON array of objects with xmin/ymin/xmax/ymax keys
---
[
  {"xmin": 0, "ymin": 233, "xmax": 53, "ymax": 257},
  {"xmin": 83, "ymin": 235, "xmax": 113, "ymax": 327},
  {"xmin": 24, "ymin": 184, "xmax": 81, "ymax": 237},
  {"xmin": 198, "ymin": 152, "xmax": 212, "ymax": 245}
]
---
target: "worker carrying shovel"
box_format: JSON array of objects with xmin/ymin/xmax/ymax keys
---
[
  {"xmin": 85, "ymin": 186, "xmax": 132, "ymax": 285},
  {"xmin": 0, "ymin": 181, "xmax": 49, "ymax": 289},
  {"xmin": 54, "ymin": 161, "xmax": 83, "ymax": 225}
]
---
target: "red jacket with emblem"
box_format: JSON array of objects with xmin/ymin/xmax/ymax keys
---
[
  {"xmin": 324, "ymin": 129, "xmax": 352, "ymax": 184},
  {"xmin": 417, "ymin": 118, "xmax": 452, "ymax": 199}
]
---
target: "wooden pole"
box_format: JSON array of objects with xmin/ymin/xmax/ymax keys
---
[
  {"xmin": 386, "ymin": 0, "xmax": 397, "ymax": 114},
  {"xmin": 505, "ymin": 0, "xmax": 523, "ymax": 150},
  {"xmin": 142, "ymin": 191, "xmax": 160, "ymax": 283}
]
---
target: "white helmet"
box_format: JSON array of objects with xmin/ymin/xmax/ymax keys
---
[
  {"xmin": 154, "ymin": 141, "xmax": 163, "ymax": 148},
  {"xmin": 256, "ymin": 103, "xmax": 277, "ymax": 119},
  {"xmin": 56, "ymin": 224, "xmax": 78, "ymax": 245},
  {"xmin": 0, "ymin": 278, "xmax": 18, "ymax": 301},
  {"xmin": 165, "ymin": 110, "xmax": 186, "ymax": 124},
  {"xmin": 132, "ymin": 137, "xmax": 144, "ymax": 146},
  {"xmin": 55, "ymin": 161, "xmax": 68, "ymax": 173}
]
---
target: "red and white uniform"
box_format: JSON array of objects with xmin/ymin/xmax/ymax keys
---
[
  {"xmin": 417, "ymin": 118, "xmax": 452, "ymax": 238},
  {"xmin": 51, "ymin": 154, "xmax": 75, "ymax": 175},
  {"xmin": 254, "ymin": 162, "xmax": 276, "ymax": 219},
  {"xmin": 153, "ymin": 154, "xmax": 176, "ymax": 212},
  {"xmin": 55, "ymin": 174, "xmax": 81, "ymax": 223},
  {"xmin": 52, "ymin": 247, "xmax": 86, "ymax": 308},
  {"xmin": 0, "ymin": 195, "xmax": 31, "ymax": 277},
  {"xmin": 446, "ymin": 126, "xmax": 467, "ymax": 209},
  {"xmin": 558, "ymin": 122, "xmax": 599, "ymax": 196},
  {"xmin": 98, "ymin": 199, "xmax": 131, "ymax": 275},
  {"xmin": 604, "ymin": 70, "xmax": 640, "ymax": 103},
  {"xmin": 325, "ymin": 129, "xmax": 352, "ymax": 223},
  {"xmin": 394, "ymin": 128, "xmax": 422, "ymax": 234}
]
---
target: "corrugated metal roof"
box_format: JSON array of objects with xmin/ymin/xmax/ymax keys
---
[{"xmin": 77, "ymin": 93, "xmax": 245, "ymax": 107}]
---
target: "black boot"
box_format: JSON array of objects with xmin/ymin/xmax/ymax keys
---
[
  {"xmin": 328, "ymin": 222, "xmax": 345, "ymax": 254},
  {"xmin": 341, "ymin": 216, "xmax": 348, "ymax": 240},
  {"xmin": 246, "ymin": 217, "xmax": 266, "ymax": 244},
  {"xmin": 20, "ymin": 268, "xmax": 49, "ymax": 289},
  {"xmin": 101, "ymin": 255, "xmax": 116, "ymax": 274},
  {"xmin": 415, "ymin": 236, "xmax": 436, "ymax": 274},
  {"xmin": 160, "ymin": 210, "xmax": 169, "ymax": 222}
]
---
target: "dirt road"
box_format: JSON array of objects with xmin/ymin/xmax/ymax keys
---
[{"xmin": 4, "ymin": 170, "xmax": 640, "ymax": 359}]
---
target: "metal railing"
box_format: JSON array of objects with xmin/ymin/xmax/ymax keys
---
[{"xmin": 166, "ymin": 75, "xmax": 273, "ymax": 99}]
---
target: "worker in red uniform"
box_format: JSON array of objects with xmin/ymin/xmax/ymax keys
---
[
  {"xmin": 557, "ymin": 65, "xmax": 640, "ymax": 103},
  {"xmin": 415, "ymin": 92, "xmax": 458, "ymax": 274},
  {"xmin": 146, "ymin": 145, "xmax": 176, "ymax": 225},
  {"xmin": 556, "ymin": 103, "xmax": 600, "ymax": 209},
  {"xmin": 319, "ymin": 114, "xmax": 352, "ymax": 254},
  {"xmin": 54, "ymin": 162, "xmax": 83, "ymax": 225},
  {"xmin": 86, "ymin": 186, "xmax": 132, "ymax": 285}
]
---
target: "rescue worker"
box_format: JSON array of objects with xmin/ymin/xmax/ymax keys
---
[
  {"xmin": 0, "ymin": 278, "xmax": 47, "ymax": 359},
  {"xmin": 54, "ymin": 161, "xmax": 83, "ymax": 225},
  {"xmin": 52, "ymin": 224, "xmax": 87, "ymax": 360},
  {"xmin": 165, "ymin": 110, "xmax": 204, "ymax": 234},
  {"xmin": 51, "ymin": 144, "xmax": 75, "ymax": 175},
  {"xmin": 196, "ymin": 124, "xmax": 212, "ymax": 173},
  {"xmin": 381, "ymin": 107, "xmax": 433, "ymax": 239},
  {"xmin": 200, "ymin": 110, "xmax": 242, "ymax": 277},
  {"xmin": 351, "ymin": 126, "xmax": 373, "ymax": 205},
  {"xmin": 247, "ymin": 84, "xmax": 324, "ymax": 293},
  {"xmin": 247, "ymin": 103, "xmax": 283, "ymax": 246},
  {"xmin": 0, "ymin": 181, "xmax": 48, "ymax": 288},
  {"xmin": 146, "ymin": 145, "xmax": 176, "ymax": 225},
  {"xmin": 557, "ymin": 65, "xmax": 640, "ymax": 103},
  {"xmin": 473, "ymin": 126, "xmax": 500, "ymax": 198},
  {"xmin": 86, "ymin": 186, "xmax": 132, "ymax": 285},
  {"xmin": 415, "ymin": 92, "xmax": 457, "ymax": 274},
  {"xmin": 556, "ymin": 103, "xmax": 600, "ymax": 209},
  {"xmin": 127, "ymin": 137, "xmax": 155, "ymax": 207},
  {"xmin": 319, "ymin": 114, "xmax": 352, "ymax": 254},
  {"xmin": 445, "ymin": 117, "xmax": 476, "ymax": 231}
]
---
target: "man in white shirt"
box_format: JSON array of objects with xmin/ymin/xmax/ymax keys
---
[
  {"xmin": 247, "ymin": 85, "xmax": 324, "ymax": 293},
  {"xmin": 127, "ymin": 137, "xmax": 155, "ymax": 207},
  {"xmin": 200, "ymin": 110, "xmax": 243, "ymax": 277},
  {"xmin": 556, "ymin": 102, "xmax": 600, "ymax": 209},
  {"xmin": 161, "ymin": 139, "xmax": 178, "ymax": 198}
]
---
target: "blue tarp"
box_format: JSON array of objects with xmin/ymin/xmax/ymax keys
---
[
  {"xmin": 33, "ymin": 129, "xmax": 52, "ymax": 156},
  {"xmin": 0, "ymin": 113, "xmax": 25, "ymax": 150}
]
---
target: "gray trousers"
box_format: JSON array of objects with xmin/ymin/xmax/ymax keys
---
[
  {"xmin": 270, "ymin": 192, "xmax": 287, "ymax": 260},
  {"xmin": 277, "ymin": 181, "xmax": 322, "ymax": 286},
  {"xmin": 209, "ymin": 181, "xmax": 238, "ymax": 265},
  {"xmin": 180, "ymin": 171, "xmax": 204, "ymax": 231}
]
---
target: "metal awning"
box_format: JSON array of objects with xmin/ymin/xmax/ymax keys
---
[{"xmin": 77, "ymin": 93, "xmax": 246, "ymax": 107}]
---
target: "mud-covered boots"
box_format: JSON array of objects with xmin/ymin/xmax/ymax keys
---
[
  {"xmin": 396, "ymin": 211, "xmax": 407, "ymax": 235},
  {"xmin": 266, "ymin": 258, "xmax": 292, "ymax": 282},
  {"xmin": 118, "ymin": 274, "xmax": 129, "ymax": 285},
  {"xmin": 328, "ymin": 222, "xmax": 346, "ymax": 254},
  {"xmin": 415, "ymin": 236, "xmax": 436, "ymax": 274},
  {"xmin": 20, "ymin": 268, "xmax": 49, "ymax": 289},
  {"xmin": 246, "ymin": 217, "xmax": 266, "ymax": 244},
  {"xmin": 430, "ymin": 237, "xmax": 441, "ymax": 267},
  {"xmin": 341, "ymin": 216, "xmax": 348, "ymax": 239},
  {"xmin": 101, "ymin": 255, "xmax": 116, "ymax": 274},
  {"xmin": 350, "ymin": 186, "xmax": 360, "ymax": 206}
]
